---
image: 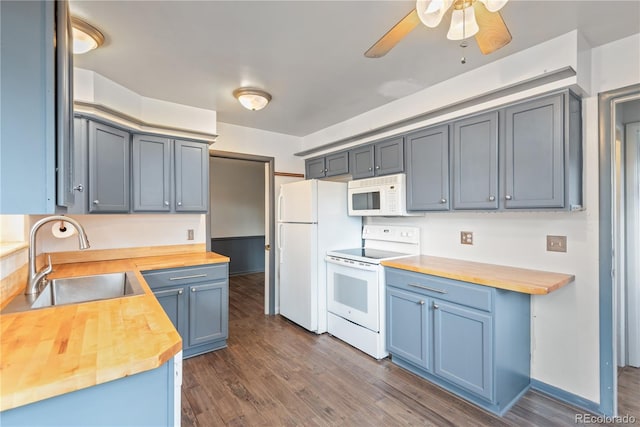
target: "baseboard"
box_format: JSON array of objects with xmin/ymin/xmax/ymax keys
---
[{"xmin": 530, "ymin": 379, "xmax": 602, "ymax": 415}]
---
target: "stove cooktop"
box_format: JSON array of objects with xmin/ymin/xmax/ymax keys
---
[{"xmin": 328, "ymin": 247, "xmax": 412, "ymax": 261}]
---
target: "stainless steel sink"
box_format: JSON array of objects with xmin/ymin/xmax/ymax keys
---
[{"xmin": 1, "ymin": 271, "xmax": 145, "ymax": 313}]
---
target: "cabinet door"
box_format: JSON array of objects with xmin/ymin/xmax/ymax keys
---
[
  {"xmin": 188, "ymin": 281, "xmax": 228, "ymax": 347},
  {"xmin": 88, "ymin": 121, "xmax": 130, "ymax": 213},
  {"xmin": 386, "ymin": 287, "xmax": 430, "ymax": 370},
  {"xmin": 406, "ymin": 125, "xmax": 450, "ymax": 211},
  {"xmin": 132, "ymin": 135, "xmax": 171, "ymax": 212},
  {"xmin": 505, "ymin": 94, "xmax": 564, "ymax": 208},
  {"xmin": 154, "ymin": 286, "xmax": 186, "ymax": 339},
  {"xmin": 174, "ymin": 140, "xmax": 208, "ymax": 212},
  {"xmin": 66, "ymin": 118, "xmax": 89, "ymax": 214},
  {"xmin": 375, "ymin": 137, "xmax": 404, "ymax": 176},
  {"xmin": 350, "ymin": 145, "xmax": 375, "ymax": 179},
  {"xmin": 325, "ymin": 151, "xmax": 349, "ymax": 177},
  {"xmin": 433, "ymin": 301, "xmax": 493, "ymax": 401},
  {"xmin": 453, "ymin": 112, "xmax": 498, "ymax": 210},
  {"xmin": 305, "ymin": 157, "xmax": 326, "ymax": 179}
]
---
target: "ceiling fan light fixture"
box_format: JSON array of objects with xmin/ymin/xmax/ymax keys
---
[
  {"xmin": 233, "ymin": 88, "xmax": 272, "ymax": 111},
  {"xmin": 71, "ymin": 17, "xmax": 104, "ymax": 54},
  {"xmin": 478, "ymin": 0, "xmax": 509, "ymax": 13},
  {"xmin": 446, "ymin": 6, "xmax": 479, "ymax": 40},
  {"xmin": 416, "ymin": 0, "xmax": 454, "ymax": 27}
]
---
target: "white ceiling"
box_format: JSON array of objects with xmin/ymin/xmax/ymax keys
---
[{"xmin": 70, "ymin": 1, "xmax": 640, "ymax": 137}]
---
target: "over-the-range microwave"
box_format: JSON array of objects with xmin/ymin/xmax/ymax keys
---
[{"xmin": 347, "ymin": 173, "xmax": 419, "ymax": 216}]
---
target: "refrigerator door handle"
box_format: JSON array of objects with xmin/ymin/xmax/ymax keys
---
[
  {"xmin": 277, "ymin": 191, "xmax": 284, "ymax": 222},
  {"xmin": 278, "ymin": 223, "xmax": 284, "ymax": 263}
]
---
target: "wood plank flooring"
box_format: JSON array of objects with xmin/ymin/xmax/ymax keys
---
[{"xmin": 181, "ymin": 273, "xmax": 640, "ymax": 426}]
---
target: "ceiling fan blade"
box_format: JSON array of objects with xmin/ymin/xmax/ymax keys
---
[
  {"xmin": 473, "ymin": 2, "xmax": 512, "ymax": 55},
  {"xmin": 365, "ymin": 9, "xmax": 420, "ymax": 58}
]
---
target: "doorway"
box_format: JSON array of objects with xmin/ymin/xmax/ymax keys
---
[
  {"xmin": 207, "ymin": 150, "xmax": 275, "ymax": 315},
  {"xmin": 599, "ymin": 85, "xmax": 640, "ymax": 416}
]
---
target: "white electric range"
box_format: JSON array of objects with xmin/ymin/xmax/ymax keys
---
[{"xmin": 325, "ymin": 225, "xmax": 420, "ymax": 359}]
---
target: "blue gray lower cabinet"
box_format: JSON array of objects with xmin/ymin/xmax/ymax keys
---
[
  {"xmin": 0, "ymin": 359, "xmax": 175, "ymax": 426},
  {"xmin": 143, "ymin": 263, "xmax": 229, "ymax": 358},
  {"xmin": 385, "ymin": 267, "xmax": 531, "ymax": 416}
]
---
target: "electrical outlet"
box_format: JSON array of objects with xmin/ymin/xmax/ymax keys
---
[
  {"xmin": 546, "ymin": 235, "xmax": 567, "ymax": 252},
  {"xmin": 460, "ymin": 231, "xmax": 473, "ymax": 245},
  {"xmin": 187, "ymin": 229, "xmax": 194, "ymax": 240}
]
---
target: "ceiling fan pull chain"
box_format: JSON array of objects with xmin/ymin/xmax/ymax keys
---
[{"xmin": 460, "ymin": 6, "xmax": 468, "ymax": 64}]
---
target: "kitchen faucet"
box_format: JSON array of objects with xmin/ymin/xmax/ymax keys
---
[{"xmin": 26, "ymin": 216, "xmax": 90, "ymax": 295}]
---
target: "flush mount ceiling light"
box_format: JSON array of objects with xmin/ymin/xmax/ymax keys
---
[
  {"xmin": 233, "ymin": 88, "xmax": 272, "ymax": 111},
  {"xmin": 71, "ymin": 17, "xmax": 104, "ymax": 54}
]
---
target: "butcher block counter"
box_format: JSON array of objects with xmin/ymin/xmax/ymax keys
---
[
  {"xmin": 381, "ymin": 255, "xmax": 574, "ymax": 295},
  {"xmin": 0, "ymin": 249, "xmax": 229, "ymax": 412}
]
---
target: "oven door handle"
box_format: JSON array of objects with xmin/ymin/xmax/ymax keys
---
[{"xmin": 325, "ymin": 256, "xmax": 379, "ymax": 271}]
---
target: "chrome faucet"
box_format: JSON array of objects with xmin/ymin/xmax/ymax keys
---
[{"xmin": 26, "ymin": 216, "xmax": 90, "ymax": 295}]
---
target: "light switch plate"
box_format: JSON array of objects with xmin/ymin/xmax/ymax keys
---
[
  {"xmin": 547, "ymin": 235, "xmax": 567, "ymax": 252},
  {"xmin": 460, "ymin": 231, "xmax": 473, "ymax": 245}
]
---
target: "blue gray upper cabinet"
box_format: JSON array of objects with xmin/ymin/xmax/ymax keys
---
[
  {"xmin": 88, "ymin": 122, "xmax": 130, "ymax": 213},
  {"xmin": 0, "ymin": 0, "xmax": 72, "ymax": 214},
  {"xmin": 406, "ymin": 125, "xmax": 450, "ymax": 211},
  {"xmin": 305, "ymin": 157, "xmax": 326, "ymax": 179},
  {"xmin": 351, "ymin": 137, "xmax": 404, "ymax": 179},
  {"xmin": 305, "ymin": 151, "xmax": 350, "ymax": 179},
  {"xmin": 132, "ymin": 135, "xmax": 171, "ymax": 212},
  {"xmin": 505, "ymin": 93, "xmax": 578, "ymax": 209},
  {"xmin": 452, "ymin": 112, "xmax": 499, "ymax": 210},
  {"xmin": 174, "ymin": 140, "xmax": 209, "ymax": 212}
]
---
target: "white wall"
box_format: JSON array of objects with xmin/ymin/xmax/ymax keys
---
[
  {"xmin": 210, "ymin": 157, "xmax": 265, "ymax": 238},
  {"xmin": 33, "ymin": 214, "xmax": 206, "ymax": 252},
  {"xmin": 214, "ymin": 121, "xmax": 304, "ymax": 173},
  {"xmin": 308, "ymin": 32, "xmax": 638, "ymax": 403}
]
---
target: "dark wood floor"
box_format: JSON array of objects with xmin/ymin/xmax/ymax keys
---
[{"xmin": 181, "ymin": 273, "xmax": 640, "ymax": 426}]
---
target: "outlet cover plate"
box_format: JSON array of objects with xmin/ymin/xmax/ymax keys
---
[
  {"xmin": 460, "ymin": 231, "xmax": 473, "ymax": 245},
  {"xmin": 187, "ymin": 229, "xmax": 194, "ymax": 240},
  {"xmin": 546, "ymin": 235, "xmax": 567, "ymax": 252}
]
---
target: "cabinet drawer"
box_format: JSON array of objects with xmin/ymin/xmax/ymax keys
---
[
  {"xmin": 142, "ymin": 264, "xmax": 227, "ymax": 289},
  {"xmin": 386, "ymin": 268, "xmax": 493, "ymax": 312}
]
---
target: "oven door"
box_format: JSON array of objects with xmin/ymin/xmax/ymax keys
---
[{"xmin": 326, "ymin": 256, "xmax": 380, "ymax": 332}]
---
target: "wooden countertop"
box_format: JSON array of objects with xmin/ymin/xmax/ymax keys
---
[
  {"xmin": 381, "ymin": 255, "xmax": 574, "ymax": 295},
  {"xmin": 0, "ymin": 251, "xmax": 229, "ymax": 412}
]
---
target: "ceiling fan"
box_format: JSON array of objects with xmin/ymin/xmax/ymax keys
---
[{"xmin": 365, "ymin": 0, "xmax": 512, "ymax": 58}]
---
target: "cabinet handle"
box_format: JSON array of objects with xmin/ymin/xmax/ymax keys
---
[
  {"xmin": 169, "ymin": 273, "xmax": 207, "ymax": 281},
  {"xmin": 368, "ymin": 167, "xmax": 373, "ymax": 171},
  {"xmin": 191, "ymin": 288, "xmax": 196, "ymax": 292},
  {"xmin": 433, "ymin": 304, "xmax": 440, "ymax": 310},
  {"xmin": 409, "ymin": 283, "xmax": 448, "ymax": 294},
  {"xmin": 177, "ymin": 202, "xmax": 183, "ymax": 206},
  {"xmin": 164, "ymin": 201, "xmax": 169, "ymax": 206},
  {"xmin": 73, "ymin": 184, "xmax": 84, "ymax": 192},
  {"xmin": 375, "ymin": 165, "xmax": 380, "ymax": 170},
  {"xmin": 505, "ymin": 195, "xmax": 512, "ymax": 200},
  {"xmin": 324, "ymin": 168, "xmax": 328, "ymax": 172},
  {"xmin": 178, "ymin": 289, "xmax": 183, "ymax": 295},
  {"xmin": 93, "ymin": 200, "xmax": 99, "ymax": 205},
  {"xmin": 488, "ymin": 195, "xmax": 495, "ymax": 201},
  {"xmin": 419, "ymin": 300, "xmax": 425, "ymax": 305},
  {"xmin": 440, "ymin": 198, "xmax": 447, "ymax": 204}
]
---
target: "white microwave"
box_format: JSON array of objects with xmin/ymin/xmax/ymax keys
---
[{"xmin": 347, "ymin": 173, "xmax": 417, "ymax": 216}]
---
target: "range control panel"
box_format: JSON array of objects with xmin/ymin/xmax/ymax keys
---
[{"xmin": 362, "ymin": 225, "xmax": 420, "ymax": 245}]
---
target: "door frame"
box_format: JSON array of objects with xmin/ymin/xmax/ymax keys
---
[
  {"xmin": 598, "ymin": 83, "xmax": 640, "ymax": 416},
  {"xmin": 207, "ymin": 150, "xmax": 276, "ymax": 315}
]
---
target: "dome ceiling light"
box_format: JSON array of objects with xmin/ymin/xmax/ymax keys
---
[
  {"xmin": 71, "ymin": 17, "xmax": 104, "ymax": 54},
  {"xmin": 233, "ymin": 88, "xmax": 272, "ymax": 111}
]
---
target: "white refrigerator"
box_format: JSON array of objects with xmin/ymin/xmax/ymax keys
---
[{"xmin": 277, "ymin": 179, "xmax": 361, "ymax": 334}]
